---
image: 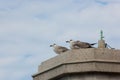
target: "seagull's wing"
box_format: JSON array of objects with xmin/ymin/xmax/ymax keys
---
[
  {"xmin": 58, "ymin": 46, "xmax": 69, "ymax": 52},
  {"xmin": 72, "ymin": 43, "xmax": 81, "ymax": 48},
  {"xmin": 77, "ymin": 42, "xmax": 90, "ymax": 48}
]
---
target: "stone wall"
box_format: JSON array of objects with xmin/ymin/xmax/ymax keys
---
[
  {"xmin": 52, "ymin": 72, "xmax": 120, "ymax": 80},
  {"xmin": 32, "ymin": 48, "xmax": 120, "ymax": 80}
]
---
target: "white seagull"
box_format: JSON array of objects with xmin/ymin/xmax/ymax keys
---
[
  {"xmin": 50, "ymin": 43, "xmax": 69, "ymax": 54},
  {"xmin": 66, "ymin": 39, "xmax": 96, "ymax": 49}
]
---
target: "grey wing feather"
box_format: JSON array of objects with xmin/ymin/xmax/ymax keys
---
[
  {"xmin": 58, "ymin": 46, "xmax": 69, "ymax": 52},
  {"xmin": 78, "ymin": 42, "xmax": 91, "ymax": 48}
]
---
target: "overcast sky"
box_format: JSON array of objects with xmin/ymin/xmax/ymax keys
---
[{"xmin": 0, "ymin": 0, "xmax": 120, "ymax": 80}]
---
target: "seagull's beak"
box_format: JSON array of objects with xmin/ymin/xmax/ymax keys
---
[
  {"xmin": 66, "ymin": 41, "xmax": 69, "ymax": 43},
  {"xmin": 50, "ymin": 45, "xmax": 53, "ymax": 47}
]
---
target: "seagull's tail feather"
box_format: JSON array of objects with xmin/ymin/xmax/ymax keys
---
[{"xmin": 90, "ymin": 43, "xmax": 97, "ymax": 45}]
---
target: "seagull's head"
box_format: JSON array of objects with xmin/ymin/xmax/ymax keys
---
[
  {"xmin": 50, "ymin": 43, "xmax": 57, "ymax": 47},
  {"xmin": 66, "ymin": 39, "xmax": 73, "ymax": 43}
]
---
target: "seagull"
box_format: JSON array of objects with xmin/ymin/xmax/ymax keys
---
[
  {"xmin": 66, "ymin": 40, "xmax": 80, "ymax": 49},
  {"xmin": 66, "ymin": 39, "xmax": 96, "ymax": 49},
  {"xmin": 50, "ymin": 43, "xmax": 69, "ymax": 54}
]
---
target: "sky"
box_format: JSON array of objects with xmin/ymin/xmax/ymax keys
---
[{"xmin": 0, "ymin": 0, "xmax": 120, "ymax": 80}]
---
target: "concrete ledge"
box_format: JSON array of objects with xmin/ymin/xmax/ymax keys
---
[
  {"xmin": 33, "ymin": 61, "xmax": 120, "ymax": 80},
  {"xmin": 51, "ymin": 72, "xmax": 120, "ymax": 80},
  {"xmin": 32, "ymin": 48, "xmax": 120, "ymax": 80},
  {"xmin": 38, "ymin": 48, "xmax": 120, "ymax": 73}
]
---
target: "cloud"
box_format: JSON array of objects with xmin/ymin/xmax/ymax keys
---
[
  {"xmin": 96, "ymin": 0, "xmax": 120, "ymax": 3},
  {"xmin": 0, "ymin": 0, "xmax": 120, "ymax": 80}
]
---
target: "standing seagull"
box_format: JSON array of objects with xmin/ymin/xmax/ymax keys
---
[
  {"xmin": 66, "ymin": 40, "xmax": 96, "ymax": 49},
  {"xmin": 50, "ymin": 43, "xmax": 69, "ymax": 54},
  {"xmin": 66, "ymin": 40, "xmax": 80, "ymax": 49}
]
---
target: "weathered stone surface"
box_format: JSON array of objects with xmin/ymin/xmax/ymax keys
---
[
  {"xmin": 54, "ymin": 73, "xmax": 120, "ymax": 80},
  {"xmin": 32, "ymin": 48, "xmax": 120, "ymax": 80},
  {"xmin": 38, "ymin": 48, "xmax": 120, "ymax": 73}
]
